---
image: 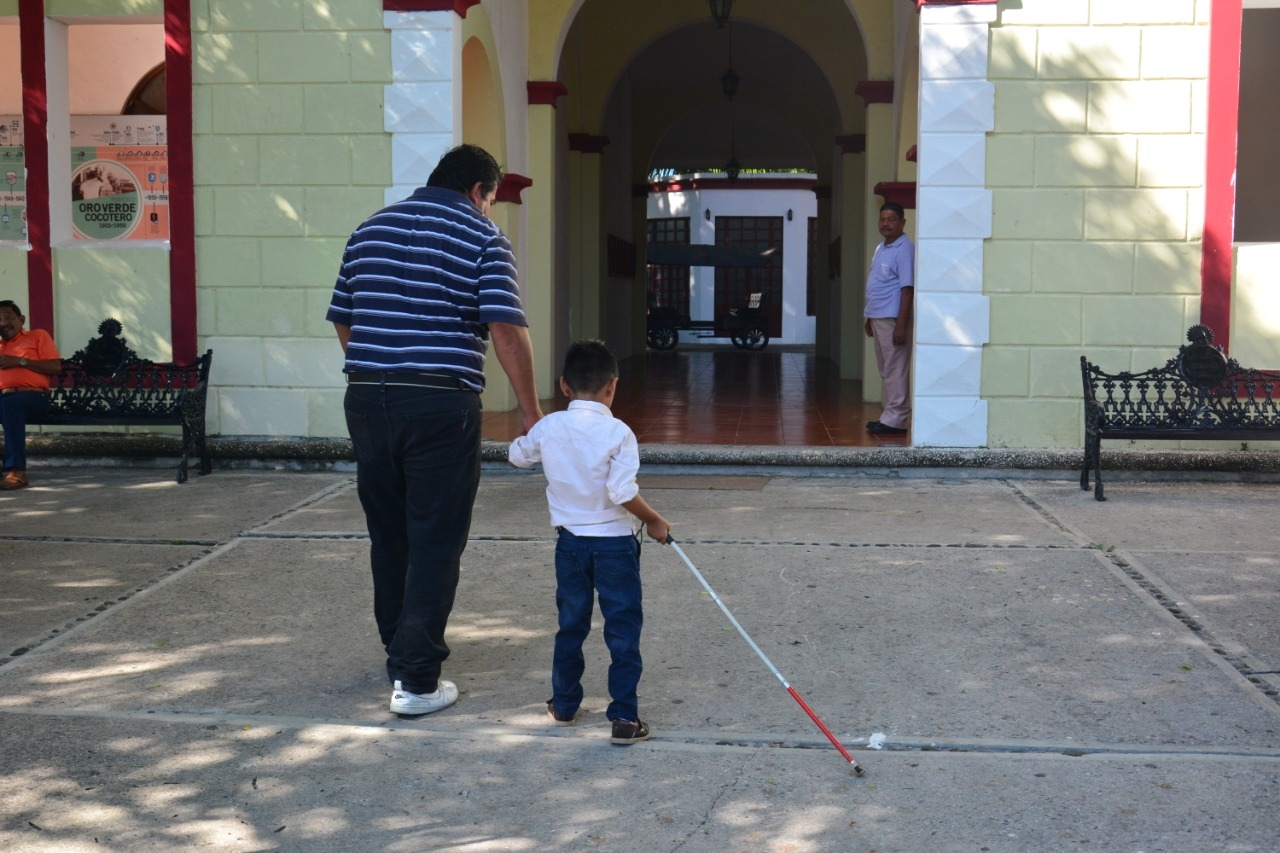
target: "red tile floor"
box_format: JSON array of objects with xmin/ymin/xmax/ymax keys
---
[{"xmin": 483, "ymin": 347, "xmax": 908, "ymax": 447}]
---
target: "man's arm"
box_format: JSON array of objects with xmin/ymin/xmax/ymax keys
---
[
  {"xmin": 0, "ymin": 355, "xmax": 60, "ymax": 375},
  {"xmin": 333, "ymin": 323, "xmax": 351, "ymax": 353},
  {"xmin": 489, "ymin": 321, "xmax": 544, "ymax": 434},
  {"xmin": 893, "ymin": 287, "xmax": 914, "ymax": 347}
]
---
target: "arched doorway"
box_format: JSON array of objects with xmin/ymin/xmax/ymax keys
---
[{"xmin": 506, "ymin": 0, "xmax": 908, "ymax": 446}]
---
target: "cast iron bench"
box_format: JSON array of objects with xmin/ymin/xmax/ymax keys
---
[
  {"xmin": 1080, "ymin": 324, "xmax": 1280, "ymax": 500},
  {"xmin": 31, "ymin": 319, "xmax": 214, "ymax": 483}
]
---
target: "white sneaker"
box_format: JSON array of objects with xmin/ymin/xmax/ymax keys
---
[{"xmin": 390, "ymin": 679, "xmax": 458, "ymax": 715}]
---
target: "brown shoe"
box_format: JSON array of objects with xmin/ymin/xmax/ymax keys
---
[
  {"xmin": 0, "ymin": 470, "xmax": 28, "ymax": 490},
  {"xmin": 546, "ymin": 699, "xmax": 577, "ymax": 726},
  {"xmin": 610, "ymin": 718, "xmax": 651, "ymax": 745}
]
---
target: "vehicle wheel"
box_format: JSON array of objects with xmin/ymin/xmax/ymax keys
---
[
  {"xmin": 730, "ymin": 334, "xmax": 746, "ymax": 349},
  {"xmin": 741, "ymin": 327, "xmax": 769, "ymax": 350},
  {"xmin": 648, "ymin": 326, "xmax": 678, "ymax": 350}
]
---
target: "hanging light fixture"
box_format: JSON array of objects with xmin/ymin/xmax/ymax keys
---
[
  {"xmin": 725, "ymin": 107, "xmax": 740, "ymax": 182},
  {"xmin": 721, "ymin": 67, "xmax": 739, "ymax": 100},
  {"xmin": 718, "ymin": 5, "xmax": 740, "ymax": 181},
  {"xmin": 725, "ymin": 155, "xmax": 741, "ymax": 182},
  {"xmin": 709, "ymin": 0, "xmax": 733, "ymax": 28}
]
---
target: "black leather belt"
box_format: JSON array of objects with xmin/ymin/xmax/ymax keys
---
[{"xmin": 345, "ymin": 371, "xmax": 462, "ymax": 390}]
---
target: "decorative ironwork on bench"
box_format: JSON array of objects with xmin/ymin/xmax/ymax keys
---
[
  {"xmin": 1079, "ymin": 325, "xmax": 1280, "ymax": 500},
  {"xmin": 36, "ymin": 319, "xmax": 214, "ymax": 483}
]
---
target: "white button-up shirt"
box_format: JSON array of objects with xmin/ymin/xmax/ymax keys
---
[{"xmin": 508, "ymin": 400, "xmax": 640, "ymax": 536}]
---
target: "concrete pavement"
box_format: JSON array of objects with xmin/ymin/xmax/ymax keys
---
[{"xmin": 1, "ymin": 464, "xmax": 1278, "ymax": 851}]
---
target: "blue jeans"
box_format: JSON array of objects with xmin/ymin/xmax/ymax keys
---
[
  {"xmin": 551, "ymin": 528, "xmax": 644, "ymax": 722},
  {"xmin": 344, "ymin": 384, "xmax": 481, "ymax": 695},
  {"xmin": 0, "ymin": 390, "xmax": 50, "ymax": 470}
]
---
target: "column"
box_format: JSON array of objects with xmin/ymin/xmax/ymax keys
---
[
  {"xmin": 568, "ymin": 133, "xmax": 608, "ymax": 342},
  {"xmin": 913, "ymin": 1, "xmax": 997, "ymax": 447},
  {"xmin": 523, "ymin": 82, "xmax": 566, "ymax": 400}
]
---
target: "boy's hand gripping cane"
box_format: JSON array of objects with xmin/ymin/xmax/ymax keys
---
[{"xmin": 667, "ymin": 537, "xmax": 866, "ymax": 776}]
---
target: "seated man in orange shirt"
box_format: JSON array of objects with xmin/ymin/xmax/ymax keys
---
[{"xmin": 0, "ymin": 300, "xmax": 62, "ymax": 490}]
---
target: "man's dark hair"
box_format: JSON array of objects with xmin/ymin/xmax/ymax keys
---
[
  {"xmin": 427, "ymin": 144, "xmax": 503, "ymax": 196},
  {"xmin": 561, "ymin": 340, "xmax": 618, "ymax": 395},
  {"xmin": 0, "ymin": 300, "xmax": 21, "ymax": 316},
  {"xmin": 880, "ymin": 201, "xmax": 906, "ymax": 220}
]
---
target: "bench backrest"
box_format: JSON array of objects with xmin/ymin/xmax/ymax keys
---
[
  {"xmin": 48, "ymin": 351, "xmax": 212, "ymax": 418},
  {"xmin": 1081, "ymin": 325, "xmax": 1280, "ymax": 429}
]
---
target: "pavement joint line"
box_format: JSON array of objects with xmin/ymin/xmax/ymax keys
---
[
  {"xmin": 0, "ymin": 535, "xmax": 221, "ymax": 546},
  {"xmin": 3, "ymin": 706, "xmax": 1279, "ymax": 763},
  {"xmin": 1103, "ymin": 549, "xmax": 1280, "ymax": 704},
  {"xmin": 235, "ymin": 532, "xmax": 1089, "ymax": 549},
  {"xmin": 1006, "ymin": 480, "xmax": 1083, "ymax": 542},
  {"xmin": 240, "ymin": 477, "xmax": 357, "ymax": 535},
  {"xmin": 0, "ymin": 539, "xmax": 241, "ymax": 671},
  {"xmin": 1007, "ymin": 482, "xmax": 1280, "ymax": 708}
]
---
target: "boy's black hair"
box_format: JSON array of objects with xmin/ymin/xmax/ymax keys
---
[
  {"xmin": 427, "ymin": 144, "xmax": 503, "ymax": 196},
  {"xmin": 561, "ymin": 340, "xmax": 618, "ymax": 395},
  {"xmin": 0, "ymin": 300, "xmax": 21, "ymax": 316}
]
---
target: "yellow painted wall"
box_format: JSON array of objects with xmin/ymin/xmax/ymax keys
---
[
  {"xmin": 984, "ymin": 0, "xmax": 1207, "ymax": 448},
  {"xmin": 192, "ymin": 0, "xmax": 390, "ymax": 437}
]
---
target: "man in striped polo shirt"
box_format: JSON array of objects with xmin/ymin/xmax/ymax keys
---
[{"xmin": 328, "ymin": 144, "xmax": 542, "ymax": 717}]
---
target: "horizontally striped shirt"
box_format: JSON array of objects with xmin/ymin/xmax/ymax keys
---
[{"xmin": 326, "ymin": 186, "xmax": 528, "ymax": 392}]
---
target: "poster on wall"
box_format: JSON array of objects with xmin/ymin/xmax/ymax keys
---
[
  {"xmin": 70, "ymin": 116, "xmax": 168, "ymax": 241},
  {"xmin": 0, "ymin": 117, "xmax": 26, "ymax": 243}
]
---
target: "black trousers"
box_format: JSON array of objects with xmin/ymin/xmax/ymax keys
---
[{"xmin": 344, "ymin": 384, "xmax": 481, "ymax": 695}]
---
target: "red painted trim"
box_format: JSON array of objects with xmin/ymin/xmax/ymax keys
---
[
  {"xmin": 568, "ymin": 133, "xmax": 609, "ymax": 153},
  {"xmin": 18, "ymin": 0, "xmax": 52, "ymax": 336},
  {"xmin": 527, "ymin": 81, "xmax": 568, "ymax": 107},
  {"xmin": 1202, "ymin": 0, "xmax": 1242, "ymax": 353},
  {"xmin": 648, "ymin": 177, "xmax": 819, "ymax": 194},
  {"xmin": 905, "ymin": 144, "xmax": 918, "ymax": 162},
  {"xmin": 835, "ymin": 134, "xmax": 866, "ymax": 154},
  {"xmin": 874, "ymin": 181, "xmax": 917, "ymax": 209},
  {"xmin": 496, "ymin": 173, "xmax": 532, "ymax": 204},
  {"xmin": 383, "ymin": 0, "xmax": 479, "ymax": 15},
  {"xmin": 165, "ymin": 0, "xmax": 197, "ymax": 363},
  {"xmin": 855, "ymin": 80, "xmax": 894, "ymax": 105}
]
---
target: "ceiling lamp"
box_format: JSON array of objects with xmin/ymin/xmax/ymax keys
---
[
  {"xmin": 721, "ymin": 67, "xmax": 740, "ymax": 100},
  {"xmin": 709, "ymin": 0, "xmax": 733, "ymax": 28}
]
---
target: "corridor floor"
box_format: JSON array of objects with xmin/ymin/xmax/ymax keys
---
[{"xmin": 482, "ymin": 347, "xmax": 903, "ymax": 447}]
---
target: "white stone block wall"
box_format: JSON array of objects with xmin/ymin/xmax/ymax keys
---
[
  {"xmin": 913, "ymin": 2, "xmax": 997, "ymax": 446},
  {"xmin": 384, "ymin": 11, "xmax": 456, "ymax": 206}
]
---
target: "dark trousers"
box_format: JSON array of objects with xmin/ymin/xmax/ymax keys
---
[
  {"xmin": 551, "ymin": 528, "xmax": 644, "ymax": 722},
  {"xmin": 344, "ymin": 384, "xmax": 481, "ymax": 695},
  {"xmin": 0, "ymin": 390, "xmax": 50, "ymax": 470}
]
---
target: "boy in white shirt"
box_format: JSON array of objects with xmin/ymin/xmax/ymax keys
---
[{"xmin": 509, "ymin": 340, "xmax": 670, "ymax": 745}]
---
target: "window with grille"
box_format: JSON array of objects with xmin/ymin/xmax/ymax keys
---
[
  {"xmin": 646, "ymin": 217, "xmax": 690, "ymax": 316},
  {"xmin": 714, "ymin": 216, "xmax": 783, "ymax": 337}
]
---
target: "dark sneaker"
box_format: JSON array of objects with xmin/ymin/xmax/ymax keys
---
[
  {"xmin": 610, "ymin": 718, "xmax": 651, "ymax": 745},
  {"xmin": 546, "ymin": 699, "xmax": 577, "ymax": 726}
]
